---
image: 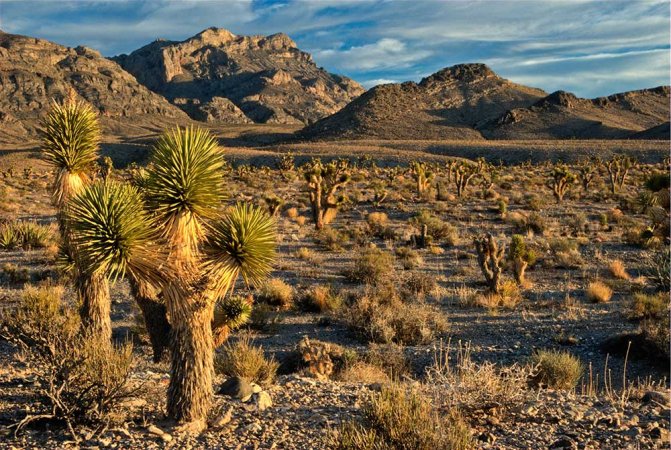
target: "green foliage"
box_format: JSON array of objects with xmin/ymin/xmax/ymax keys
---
[
  {"xmin": 508, "ymin": 234, "xmax": 536, "ymax": 265},
  {"xmin": 205, "ymin": 203, "xmax": 277, "ymax": 291},
  {"xmin": 145, "ymin": 126, "xmax": 226, "ymax": 225},
  {"xmin": 41, "ymin": 100, "xmax": 100, "ymax": 174},
  {"xmin": 66, "ymin": 181, "xmax": 161, "ymax": 283},
  {"xmin": 214, "ymin": 295, "xmax": 253, "ymax": 332},
  {"xmin": 0, "ymin": 221, "xmax": 53, "ymax": 250}
]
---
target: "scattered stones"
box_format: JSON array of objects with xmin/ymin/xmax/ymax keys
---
[
  {"xmin": 549, "ymin": 435, "xmax": 578, "ymax": 449},
  {"xmin": 146, "ymin": 425, "xmax": 172, "ymax": 442},
  {"xmin": 642, "ymin": 391, "xmax": 669, "ymax": 407},
  {"xmin": 255, "ymin": 391, "xmax": 273, "ymax": 412}
]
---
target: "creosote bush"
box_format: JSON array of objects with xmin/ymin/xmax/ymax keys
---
[
  {"xmin": 329, "ymin": 384, "xmax": 472, "ymax": 450},
  {"xmin": 215, "ymin": 334, "xmax": 278, "ymax": 387},
  {"xmin": 300, "ymin": 284, "xmax": 343, "ymax": 312},
  {"xmin": 530, "ymin": 349, "xmax": 583, "ymax": 390}
]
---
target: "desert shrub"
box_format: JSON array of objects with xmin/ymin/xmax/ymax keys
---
[
  {"xmin": 337, "ymin": 361, "xmax": 390, "ymax": 384},
  {"xmin": 366, "ymin": 212, "xmax": 388, "ymax": 235},
  {"xmin": 644, "ymin": 172, "xmax": 670, "ymax": 192},
  {"xmin": 329, "ymin": 384, "xmax": 472, "ymax": 450},
  {"xmin": 567, "ymin": 213, "xmax": 587, "ymax": 235},
  {"xmin": 608, "ymin": 259, "xmax": 630, "ymax": 280},
  {"xmin": 0, "ymin": 220, "xmax": 53, "ymax": 250},
  {"xmin": 0, "ymin": 284, "xmax": 135, "ymax": 438},
  {"xmin": 315, "ymin": 226, "xmax": 348, "ymax": 251},
  {"xmin": 345, "ymin": 248, "xmax": 395, "ymax": 285},
  {"xmin": 1, "ymin": 262, "xmax": 30, "ymax": 283},
  {"xmin": 343, "ymin": 287, "xmax": 448, "ymax": 345},
  {"xmin": 285, "ymin": 207, "xmax": 299, "ymax": 219},
  {"xmin": 585, "ymin": 281, "xmax": 613, "ymax": 303},
  {"xmin": 215, "ymin": 334, "xmax": 278, "ymax": 387},
  {"xmin": 644, "ymin": 248, "xmax": 670, "ymax": 291},
  {"xmin": 526, "ymin": 212, "xmax": 546, "ymax": 235},
  {"xmin": 257, "ymin": 278, "xmax": 294, "ymax": 309},
  {"xmin": 409, "ymin": 210, "xmax": 458, "ymax": 245},
  {"xmin": 395, "ymin": 246, "xmax": 423, "ymax": 270},
  {"xmin": 530, "ymin": 349, "xmax": 583, "ymax": 390},
  {"xmin": 300, "ymin": 285, "xmax": 343, "ymax": 312},
  {"xmin": 400, "ymin": 271, "xmax": 437, "ymax": 300},
  {"xmin": 508, "ymin": 212, "xmax": 546, "ymax": 235},
  {"xmin": 628, "ymin": 292, "xmax": 668, "ymax": 320},
  {"xmin": 248, "ymin": 303, "xmax": 283, "ymax": 332},
  {"xmin": 364, "ymin": 343, "xmax": 410, "ymax": 380}
]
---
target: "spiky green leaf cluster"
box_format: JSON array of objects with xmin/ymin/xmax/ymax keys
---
[
  {"xmin": 205, "ymin": 203, "xmax": 276, "ymax": 294},
  {"xmin": 214, "ymin": 295, "xmax": 252, "ymax": 331},
  {"xmin": 41, "ymin": 100, "xmax": 100, "ymax": 173},
  {"xmin": 66, "ymin": 180, "xmax": 162, "ymax": 283},
  {"xmin": 145, "ymin": 126, "xmax": 225, "ymax": 225}
]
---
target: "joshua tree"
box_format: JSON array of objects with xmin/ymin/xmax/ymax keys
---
[
  {"xmin": 41, "ymin": 99, "xmax": 101, "ymax": 227},
  {"xmin": 508, "ymin": 234, "xmax": 535, "ymax": 285},
  {"xmin": 41, "ymin": 98, "xmax": 115, "ymax": 339},
  {"xmin": 605, "ymin": 155, "xmax": 635, "ymax": 193},
  {"xmin": 453, "ymin": 162, "xmax": 479, "ymax": 197},
  {"xmin": 473, "ymin": 234, "xmax": 505, "ymax": 293},
  {"xmin": 550, "ymin": 164, "xmax": 575, "ymax": 203},
  {"xmin": 264, "ymin": 195, "xmax": 285, "ymax": 217},
  {"xmin": 577, "ymin": 158, "xmax": 598, "ymax": 192},
  {"xmin": 143, "ymin": 127, "xmax": 276, "ymax": 430},
  {"xmin": 303, "ymin": 159, "xmax": 351, "ymax": 230},
  {"xmin": 66, "ymin": 181, "xmax": 163, "ymax": 342},
  {"xmin": 277, "ymin": 152, "xmax": 295, "ymax": 181},
  {"xmin": 410, "ymin": 161, "xmax": 435, "ymax": 195}
]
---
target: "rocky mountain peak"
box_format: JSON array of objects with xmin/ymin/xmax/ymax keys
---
[
  {"xmin": 534, "ymin": 90, "xmax": 580, "ymax": 109},
  {"xmin": 420, "ymin": 63, "xmax": 498, "ymax": 86},
  {"xmin": 114, "ymin": 28, "xmax": 363, "ymax": 125}
]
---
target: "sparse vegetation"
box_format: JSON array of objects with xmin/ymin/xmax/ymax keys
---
[{"xmin": 530, "ymin": 349, "xmax": 583, "ymax": 390}]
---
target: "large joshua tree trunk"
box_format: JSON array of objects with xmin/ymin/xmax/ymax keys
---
[
  {"xmin": 165, "ymin": 286, "xmax": 215, "ymax": 430},
  {"xmin": 129, "ymin": 278, "xmax": 171, "ymax": 363},
  {"xmin": 78, "ymin": 271, "xmax": 112, "ymax": 341}
]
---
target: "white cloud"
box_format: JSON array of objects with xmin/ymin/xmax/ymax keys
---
[{"xmin": 315, "ymin": 38, "xmax": 432, "ymax": 71}]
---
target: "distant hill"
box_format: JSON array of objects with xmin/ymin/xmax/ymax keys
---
[
  {"xmin": 481, "ymin": 87, "xmax": 670, "ymax": 139},
  {"xmin": 300, "ymin": 64, "xmax": 670, "ymax": 141},
  {"xmin": 299, "ymin": 64, "xmax": 547, "ymax": 140},
  {"xmin": 0, "ymin": 30, "xmax": 187, "ymax": 143},
  {"xmin": 113, "ymin": 27, "xmax": 364, "ymax": 125}
]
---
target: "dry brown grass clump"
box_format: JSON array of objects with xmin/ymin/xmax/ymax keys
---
[
  {"xmin": 329, "ymin": 384, "xmax": 472, "ymax": 450},
  {"xmin": 257, "ymin": 278, "xmax": 294, "ymax": 309},
  {"xmin": 300, "ymin": 284, "xmax": 343, "ymax": 312},
  {"xmin": 215, "ymin": 335, "xmax": 278, "ymax": 387},
  {"xmin": 585, "ymin": 281, "xmax": 613, "ymax": 303},
  {"xmin": 608, "ymin": 259, "xmax": 630, "ymax": 280},
  {"xmin": 530, "ymin": 349, "xmax": 583, "ymax": 390}
]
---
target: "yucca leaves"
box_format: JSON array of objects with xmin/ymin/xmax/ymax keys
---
[
  {"xmin": 145, "ymin": 126, "xmax": 226, "ymax": 228},
  {"xmin": 66, "ymin": 180, "xmax": 163, "ymax": 284},
  {"xmin": 41, "ymin": 100, "xmax": 101, "ymax": 172},
  {"xmin": 205, "ymin": 203, "xmax": 276, "ymax": 296},
  {"xmin": 41, "ymin": 100, "xmax": 101, "ymax": 208}
]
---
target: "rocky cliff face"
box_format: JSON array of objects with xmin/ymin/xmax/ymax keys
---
[
  {"xmin": 113, "ymin": 28, "xmax": 364, "ymax": 125},
  {"xmin": 300, "ymin": 63, "xmax": 547, "ymax": 140},
  {"xmin": 0, "ymin": 30, "xmax": 187, "ymax": 141}
]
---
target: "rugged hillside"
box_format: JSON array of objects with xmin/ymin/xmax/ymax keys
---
[
  {"xmin": 0, "ymin": 30, "xmax": 188, "ymax": 142},
  {"xmin": 113, "ymin": 28, "xmax": 364, "ymax": 125},
  {"xmin": 482, "ymin": 87, "xmax": 671, "ymax": 139},
  {"xmin": 299, "ymin": 64, "xmax": 547, "ymax": 140}
]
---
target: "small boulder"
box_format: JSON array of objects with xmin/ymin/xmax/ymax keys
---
[
  {"xmin": 219, "ymin": 376, "xmax": 253, "ymax": 401},
  {"xmin": 255, "ymin": 391, "xmax": 273, "ymax": 412}
]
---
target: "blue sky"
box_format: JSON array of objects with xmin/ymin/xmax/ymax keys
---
[{"xmin": 0, "ymin": 0, "xmax": 669, "ymax": 97}]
